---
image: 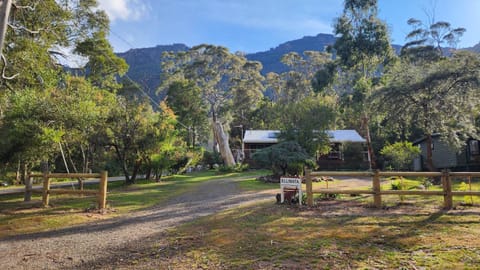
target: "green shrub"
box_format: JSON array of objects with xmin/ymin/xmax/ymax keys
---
[
  {"xmin": 391, "ymin": 180, "xmax": 403, "ymax": 190},
  {"xmin": 459, "ymin": 182, "xmax": 474, "ymax": 205},
  {"xmin": 286, "ymin": 162, "xmax": 304, "ymax": 176},
  {"xmin": 318, "ymin": 193, "xmax": 340, "ymax": 200},
  {"xmin": 218, "ymin": 163, "xmax": 249, "ymax": 173},
  {"xmin": 202, "ymin": 151, "xmax": 223, "ymax": 168}
]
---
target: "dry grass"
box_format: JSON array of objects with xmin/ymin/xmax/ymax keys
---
[
  {"xmin": 0, "ymin": 171, "xmax": 264, "ymax": 238},
  {"xmin": 126, "ymin": 197, "xmax": 480, "ymax": 269}
]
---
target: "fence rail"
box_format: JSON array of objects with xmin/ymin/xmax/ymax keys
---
[
  {"xmin": 305, "ymin": 170, "xmax": 480, "ymax": 209},
  {"xmin": 26, "ymin": 171, "xmax": 108, "ymax": 209}
]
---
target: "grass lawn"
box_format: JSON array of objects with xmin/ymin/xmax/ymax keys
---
[
  {"xmin": 88, "ymin": 175, "xmax": 479, "ymax": 269},
  {"xmin": 0, "ymin": 170, "xmax": 266, "ymax": 238},
  {"xmin": 141, "ymin": 196, "xmax": 480, "ymax": 269},
  {"xmin": 3, "ymin": 171, "xmax": 480, "ymax": 268}
]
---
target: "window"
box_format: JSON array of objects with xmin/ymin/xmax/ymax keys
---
[{"xmin": 470, "ymin": 140, "xmax": 480, "ymax": 155}]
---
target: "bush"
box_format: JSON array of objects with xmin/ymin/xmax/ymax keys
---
[
  {"xmin": 380, "ymin": 141, "xmax": 420, "ymax": 170},
  {"xmin": 318, "ymin": 193, "xmax": 340, "ymax": 200},
  {"xmin": 286, "ymin": 162, "xmax": 304, "ymax": 176},
  {"xmin": 202, "ymin": 151, "xmax": 223, "ymax": 168},
  {"xmin": 391, "ymin": 180, "xmax": 403, "ymax": 190},
  {"xmin": 217, "ymin": 163, "xmax": 249, "ymax": 173},
  {"xmin": 252, "ymin": 141, "xmax": 313, "ymax": 176}
]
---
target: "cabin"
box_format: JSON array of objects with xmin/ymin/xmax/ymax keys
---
[
  {"xmin": 413, "ymin": 134, "xmax": 480, "ymax": 171},
  {"xmin": 243, "ymin": 129, "xmax": 369, "ymax": 170}
]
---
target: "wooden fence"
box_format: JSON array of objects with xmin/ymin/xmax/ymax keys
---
[
  {"xmin": 26, "ymin": 171, "xmax": 108, "ymax": 209},
  {"xmin": 305, "ymin": 170, "xmax": 480, "ymax": 209}
]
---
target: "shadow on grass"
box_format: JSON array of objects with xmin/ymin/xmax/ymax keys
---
[
  {"xmin": 0, "ymin": 174, "xmax": 273, "ymax": 244},
  {"xmin": 58, "ymin": 197, "xmax": 480, "ymax": 269},
  {"xmin": 0, "ymin": 171, "xmax": 256, "ymax": 235}
]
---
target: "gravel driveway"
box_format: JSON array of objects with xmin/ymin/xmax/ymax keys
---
[{"xmin": 0, "ymin": 176, "xmax": 275, "ymax": 269}]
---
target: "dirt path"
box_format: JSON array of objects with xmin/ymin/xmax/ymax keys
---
[{"xmin": 0, "ymin": 176, "xmax": 275, "ymax": 269}]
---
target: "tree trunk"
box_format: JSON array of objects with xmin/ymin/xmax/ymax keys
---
[
  {"xmin": 64, "ymin": 142, "xmax": 84, "ymax": 190},
  {"xmin": 129, "ymin": 160, "xmax": 142, "ymax": 184},
  {"xmin": 212, "ymin": 108, "xmax": 219, "ymax": 153},
  {"xmin": 363, "ymin": 113, "xmax": 376, "ymax": 170},
  {"xmin": 213, "ymin": 122, "xmax": 236, "ymax": 166},
  {"xmin": 0, "ymin": 0, "xmax": 12, "ymax": 57},
  {"xmin": 145, "ymin": 167, "xmax": 152, "ymax": 181},
  {"xmin": 425, "ymin": 133, "xmax": 435, "ymax": 172},
  {"xmin": 22, "ymin": 162, "xmax": 31, "ymax": 201},
  {"xmin": 281, "ymin": 164, "xmax": 287, "ymax": 176},
  {"xmin": 15, "ymin": 160, "xmax": 20, "ymax": 184},
  {"xmin": 192, "ymin": 126, "xmax": 196, "ymax": 149},
  {"xmin": 113, "ymin": 144, "xmax": 132, "ymax": 184}
]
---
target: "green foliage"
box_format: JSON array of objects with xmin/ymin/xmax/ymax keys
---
[
  {"xmin": 343, "ymin": 143, "xmax": 366, "ymax": 163},
  {"xmin": 380, "ymin": 141, "xmax": 420, "ymax": 170},
  {"xmin": 332, "ymin": 0, "xmax": 394, "ymax": 169},
  {"xmin": 107, "ymin": 87, "xmax": 179, "ymax": 184},
  {"xmin": 419, "ymin": 177, "xmax": 433, "ymax": 190},
  {"xmin": 217, "ymin": 164, "xmax": 249, "ymax": 173},
  {"xmin": 1, "ymin": 0, "xmax": 70, "ymax": 90},
  {"xmin": 318, "ymin": 193, "xmax": 341, "ymax": 200},
  {"xmin": 333, "ymin": 0, "xmax": 394, "ymax": 74},
  {"xmin": 390, "ymin": 180, "xmax": 404, "ymax": 191},
  {"xmin": 75, "ymin": 30, "xmax": 128, "ymax": 91},
  {"xmin": 161, "ymin": 44, "xmax": 265, "ymax": 124},
  {"xmin": 458, "ymin": 182, "xmax": 474, "ymax": 205},
  {"xmin": 0, "ymin": 88, "xmax": 61, "ymax": 164},
  {"xmin": 279, "ymin": 95, "xmax": 336, "ymax": 156},
  {"xmin": 166, "ymin": 79, "xmax": 209, "ymax": 147},
  {"xmin": 375, "ymin": 51, "xmax": 480, "ymax": 157},
  {"xmin": 286, "ymin": 162, "xmax": 304, "ymax": 176},
  {"xmin": 161, "ymin": 45, "xmax": 264, "ymax": 164},
  {"xmin": 252, "ymin": 141, "xmax": 313, "ymax": 176},
  {"xmin": 402, "ymin": 18, "xmax": 466, "ymax": 60},
  {"xmin": 375, "ymin": 18, "xmax": 478, "ymax": 171},
  {"xmin": 202, "ymin": 151, "xmax": 223, "ymax": 168},
  {"xmin": 267, "ymin": 51, "xmax": 333, "ymax": 104}
]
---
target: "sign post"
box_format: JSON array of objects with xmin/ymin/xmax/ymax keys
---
[{"xmin": 280, "ymin": 177, "xmax": 302, "ymax": 204}]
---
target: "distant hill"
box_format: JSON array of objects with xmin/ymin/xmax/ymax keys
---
[
  {"xmin": 117, "ymin": 43, "xmax": 189, "ymax": 99},
  {"xmin": 246, "ymin": 33, "xmax": 336, "ymax": 74},
  {"xmin": 117, "ymin": 34, "xmax": 340, "ymax": 96},
  {"xmin": 465, "ymin": 42, "xmax": 480, "ymax": 53},
  {"xmin": 115, "ymin": 33, "xmax": 447, "ymax": 101}
]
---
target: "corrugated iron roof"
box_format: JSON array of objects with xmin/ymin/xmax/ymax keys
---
[
  {"xmin": 243, "ymin": 130, "xmax": 366, "ymax": 143},
  {"xmin": 243, "ymin": 130, "xmax": 280, "ymax": 143}
]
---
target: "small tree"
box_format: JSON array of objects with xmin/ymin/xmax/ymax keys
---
[
  {"xmin": 252, "ymin": 141, "xmax": 313, "ymax": 176},
  {"xmin": 380, "ymin": 141, "xmax": 420, "ymax": 171}
]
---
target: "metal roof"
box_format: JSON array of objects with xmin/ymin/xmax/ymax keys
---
[
  {"xmin": 243, "ymin": 130, "xmax": 366, "ymax": 143},
  {"xmin": 243, "ymin": 130, "xmax": 280, "ymax": 143},
  {"xmin": 326, "ymin": 130, "xmax": 367, "ymax": 143}
]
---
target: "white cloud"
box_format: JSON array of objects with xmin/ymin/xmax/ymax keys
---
[{"xmin": 98, "ymin": 0, "xmax": 149, "ymax": 22}]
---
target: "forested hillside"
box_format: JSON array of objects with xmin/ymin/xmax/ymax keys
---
[
  {"xmin": 116, "ymin": 44, "xmax": 189, "ymax": 99},
  {"xmin": 117, "ymin": 33, "xmax": 408, "ymax": 96}
]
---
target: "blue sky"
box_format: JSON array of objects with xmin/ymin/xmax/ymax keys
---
[{"xmin": 98, "ymin": 0, "xmax": 480, "ymax": 53}]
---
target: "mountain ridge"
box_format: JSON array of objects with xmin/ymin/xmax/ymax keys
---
[{"xmin": 116, "ymin": 33, "xmax": 479, "ymax": 100}]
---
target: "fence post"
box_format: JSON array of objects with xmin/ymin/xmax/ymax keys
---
[
  {"xmin": 442, "ymin": 170, "xmax": 453, "ymax": 210},
  {"xmin": 42, "ymin": 171, "xmax": 50, "ymax": 207},
  {"xmin": 98, "ymin": 171, "xmax": 108, "ymax": 209},
  {"xmin": 306, "ymin": 169, "xmax": 313, "ymax": 207},
  {"xmin": 373, "ymin": 170, "xmax": 382, "ymax": 208},
  {"xmin": 24, "ymin": 173, "xmax": 32, "ymax": 202}
]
